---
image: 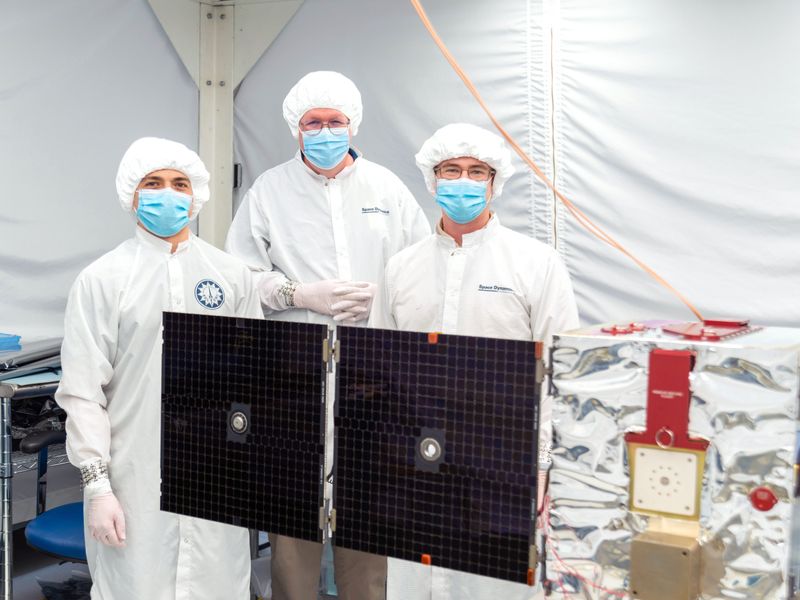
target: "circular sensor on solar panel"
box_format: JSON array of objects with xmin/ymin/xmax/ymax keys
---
[
  {"xmin": 230, "ymin": 411, "xmax": 249, "ymax": 434},
  {"xmin": 420, "ymin": 437, "xmax": 442, "ymax": 462}
]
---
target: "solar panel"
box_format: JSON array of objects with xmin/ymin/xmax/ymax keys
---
[
  {"xmin": 161, "ymin": 315, "xmax": 541, "ymax": 582},
  {"xmin": 161, "ymin": 312, "xmax": 327, "ymax": 542},
  {"xmin": 333, "ymin": 327, "xmax": 540, "ymax": 584}
]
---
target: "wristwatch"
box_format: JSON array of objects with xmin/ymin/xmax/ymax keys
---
[{"xmin": 278, "ymin": 279, "xmax": 300, "ymax": 308}]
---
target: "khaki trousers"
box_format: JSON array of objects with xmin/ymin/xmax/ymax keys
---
[{"xmin": 271, "ymin": 534, "xmax": 387, "ymax": 600}]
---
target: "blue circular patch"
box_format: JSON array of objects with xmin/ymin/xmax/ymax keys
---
[{"xmin": 194, "ymin": 279, "xmax": 225, "ymax": 310}]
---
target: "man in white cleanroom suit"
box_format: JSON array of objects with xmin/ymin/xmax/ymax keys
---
[
  {"xmin": 226, "ymin": 71, "xmax": 431, "ymax": 600},
  {"xmin": 370, "ymin": 123, "xmax": 580, "ymax": 600},
  {"xmin": 55, "ymin": 137, "xmax": 262, "ymax": 600},
  {"xmin": 226, "ymin": 70, "xmax": 430, "ymax": 327}
]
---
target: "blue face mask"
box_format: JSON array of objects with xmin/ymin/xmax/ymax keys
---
[
  {"xmin": 136, "ymin": 188, "xmax": 192, "ymax": 237},
  {"xmin": 435, "ymin": 178, "xmax": 489, "ymax": 224},
  {"xmin": 302, "ymin": 127, "xmax": 350, "ymax": 170}
]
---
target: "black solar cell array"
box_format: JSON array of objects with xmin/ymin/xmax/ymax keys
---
[
  {"xmin": 334, "ymin": 327, "xmax": 540, "ymax": 583},
  {"xmin": 161, "ymin": 312, "xmax": 327, "ymax": 542},
  {"xmin": 161, "ymin": 314, "xmax": 540, "ymax": 583}
]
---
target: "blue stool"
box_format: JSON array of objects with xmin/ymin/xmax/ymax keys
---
[
  {"xmin": 25, "ymin": 501, "xmax": 86, "ymax": 561},
  {"xmin": 20, "ymin": 430, "xmax": 87, "ymax": 562}
]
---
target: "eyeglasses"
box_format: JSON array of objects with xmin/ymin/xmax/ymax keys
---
[
  {"xmin": 434, "ymin": 164, "xmax": 496, "ymax": 182},
  {"xmin": 299, "ymin": 118, "xmax": 351, "ymax": 136}
]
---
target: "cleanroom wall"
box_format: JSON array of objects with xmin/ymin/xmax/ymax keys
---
[
  {"xmin": 235, "ymin": 0, "xmax": 800, "ymax": 327},
  {"xmin": 0, "ymin": 0, "xmax": 198, "ymax": 342}
]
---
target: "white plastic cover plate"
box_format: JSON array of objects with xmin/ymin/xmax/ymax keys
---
[{"xmin": 630, "ymin": 445, "xmax": 699, "ymax": 517}]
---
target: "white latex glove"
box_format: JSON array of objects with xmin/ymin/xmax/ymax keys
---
[
  {"xmin": 294, "ymin": 280, "xmax": 373, "ymax": 318},
  {"xmin": 293, "ymin": 279, "xmax": 347, "ymax": 315},
  {"xmin": 332, "ymin": 282, "xmax": 377, "ymax": 323},
  {"xmin": 85, "ymin": 484, "xmax": 127, "ymax": 547}
]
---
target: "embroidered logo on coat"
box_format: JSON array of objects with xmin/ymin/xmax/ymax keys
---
[
  {"xmin": 195, "ymin": 279, "xmax": 225, "ymax": 309},
  {"xmin": 478, "ymin": 284, "xmax": 515, "ymax": 294},
  {"xmin": 361, "ymin": 206, "xmax": 390, "ymax": 215}
]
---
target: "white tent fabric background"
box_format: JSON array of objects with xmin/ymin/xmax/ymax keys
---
[
  {"xmin": 0, "ymin": 0, "xmax": 198, "ymax": 342},
  {"xmin": 234, "ymin": 0, "xmax": 800, "ymax": 329},
  {"xmin": 552, "ymin": 0, "xmax": 800, "ymax": 326},
  {"xmin": 1, "ymin": 0, "xmax": 798, "ymax": 343},
  {"xmin": 233, "ymin": 0, "xmax": 554, "ymax": 242}
]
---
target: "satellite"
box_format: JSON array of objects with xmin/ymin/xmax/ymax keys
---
[{"xmin": 548, "ymin": 322, "xmax": 800, "ymax": 600}]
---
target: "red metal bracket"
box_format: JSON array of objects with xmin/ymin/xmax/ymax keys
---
[
  {"xmin": 625, "ymin": 349, "xmax": 709, "ymax": 452},
  {"xmin": 601, "ymin": 323, "xmax": 646, "ymax": 335},
  {"xmin": 662, "ymin": 318, "xmax": 757, "ymax": 342}
]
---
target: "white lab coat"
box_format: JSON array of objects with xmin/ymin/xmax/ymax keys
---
[
  {"xmin": 225, "ymin": 150, "xmax": 431, "ymax": 325},
  {"xmin": 56, "ymin": 228, "xmax": 263, "ymax": 600},
  {"xmin": 371, "ymin": 215, "xmax": 579, "ymax": 600},
  {"xmin": 371, "ymin": 215, "xmax": 578, "ymax": 341}
]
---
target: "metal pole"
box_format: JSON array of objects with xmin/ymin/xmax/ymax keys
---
[
  {"xmin": 197, "ymin": 3, "xmax": 235, "ymax": 249},
  {"xmin": 0, "ymin": 395, "xmax": 13, "ymax": 600},
  {"xmin": 36, "ymin": 446, "xmax": 48, "ymax": 516},
  {"xmin": 0, "ymin": 381, "xmax": 58, "ymax": 600}
]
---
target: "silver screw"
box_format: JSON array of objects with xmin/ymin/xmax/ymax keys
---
[
  {"xmin": 206, "ymin": 80, "xmax": 212, "ymax": 86},
  {"xmin": 219, "ymin": 81, "xmax": 226, "ymax": 87},
  {"xmin": 230, "ymin": 412, "xmax": 248, "ymax": 434},
  {"xmin": 419, "ymin": 437, "xmax": 442, "ymax": 462}
]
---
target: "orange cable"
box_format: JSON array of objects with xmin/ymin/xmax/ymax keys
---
[{"xmin": 409, "ymin": 0, "xmax": 704, "ymax": 321}]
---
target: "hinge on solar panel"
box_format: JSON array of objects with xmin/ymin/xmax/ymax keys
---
[
  {"xmin": 319, "ymin": 505, "xmax": 337, "ymax": 533},
  {"xmin": 322, "ymin": 339, "xmax": 331, "ymax": 363},
  {"xmin": 322, "ymin": 338, "xmax": 340, "ymax": 364},
  {"xmin": 527, "ymin": 546, "xmax": 538, "ymax": 586},
  {"xmin": 535, "ymin": 358, "xmax": 549, "ymax": 385}
]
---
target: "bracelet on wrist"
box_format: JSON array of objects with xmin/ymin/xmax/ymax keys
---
[
  {"xmin": 278, "ymin": 279, "xmax": 300, "ymax": 308},
  {"xmin": 80, "ymin": 461, "xmax": 109, "ymax": 489}
]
